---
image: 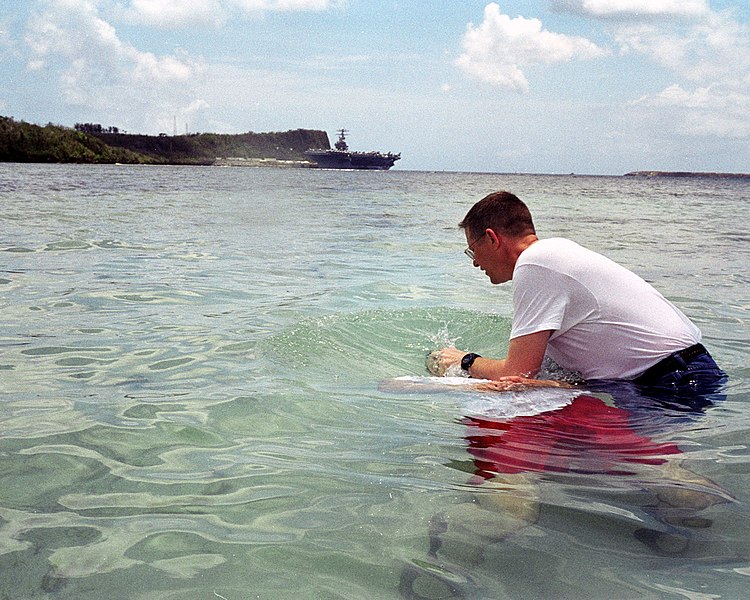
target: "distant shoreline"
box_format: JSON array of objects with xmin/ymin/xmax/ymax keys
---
[
  {"xmin": 3, "ymin": 117, "xmax": 749, "ymax": 176},
  {"xmin": 624, "ymin": 170, "xmax": 750, "ymax": 179},
  {"xmin": 0, "ymin": 116, "xmax": 327, "ymax": 166}
]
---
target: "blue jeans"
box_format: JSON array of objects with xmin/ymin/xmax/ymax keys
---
[
  {"xmin": 637, "ymin": 350, "xmax": 727, "ymax": 395},
  {"xmin": 588, "ymin": 350, "xmax": 727, "ymax": 433}
]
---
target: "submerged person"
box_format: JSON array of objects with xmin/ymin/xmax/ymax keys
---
[
  {"xmin": 401, "ymin": 193, "xmax": 729, "ymax": 595},
  {"xmin": 429, "ymin": 191, "xmax": 726, "ymax": 392},
  {"xmin": 396, "ymin": 385, "xmax": 734, "ymax": 598}
]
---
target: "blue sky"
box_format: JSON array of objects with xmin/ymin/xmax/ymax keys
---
[{"xmin": 1, "ymin": 0, "xmax": 749, "ymax": 174}]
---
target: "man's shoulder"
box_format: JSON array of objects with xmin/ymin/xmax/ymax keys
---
[
  {"xmin": 520, "ymin": 238, "xmax": 585, "ymax": 263},
  {"xmin": 532, "ymin": 237, "xmax": 579, "ymax": 250},
  {"xmin": 516, "ymin": 237, "xmax": 614, "ymax": 284},
  {"xmin": 518, "ymin": 236, "xmax": 647, "ymax": 291}
]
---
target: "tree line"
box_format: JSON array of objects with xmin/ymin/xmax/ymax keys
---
[
  {"xmin": 0, "ymin": 116, "xmax": 329, "ymax": 165},
  {"xmin": 74, "ymin": 123, "xmax": 123, "ymax": 135},
  {"xmin": 0, "ymin": 117, "xmax": 153, "ymax": 164}
]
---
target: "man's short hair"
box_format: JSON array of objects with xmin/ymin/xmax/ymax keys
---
[{"xmin": 459, "ymin": 191, "xmax": 536, "ymax": 239}]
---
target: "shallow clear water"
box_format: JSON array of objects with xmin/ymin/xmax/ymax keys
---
[{"xmin": 1, "ymin": 164, "xmax": 749, "ymax": 599}]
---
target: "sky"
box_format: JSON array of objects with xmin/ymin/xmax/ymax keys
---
[{"xmin": 1, "ymin": 0, "xmax": 750, "ymax": 174}]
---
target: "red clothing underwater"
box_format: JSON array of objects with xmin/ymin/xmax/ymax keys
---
[{"xmin": 463, "ymin": 394, "xmax": 682, "ymax": 480}]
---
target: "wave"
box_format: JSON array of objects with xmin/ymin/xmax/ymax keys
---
[{"xmin": 260, "ymin": 306, "xmax": 512, "ymax": 385}]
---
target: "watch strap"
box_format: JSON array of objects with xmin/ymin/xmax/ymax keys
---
[{"xmin": 460, "ymin": 353, "xmax": 482, "ymax": 372}]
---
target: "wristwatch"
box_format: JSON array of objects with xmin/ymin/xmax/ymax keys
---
[{"xmin": 460, "ymin": 353, "xmax": 482, "ymax": 372}]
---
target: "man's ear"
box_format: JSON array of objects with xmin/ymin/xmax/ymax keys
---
[{"xmin": 485, "ymin": 228, "xmax": 501, "ymax": 248}]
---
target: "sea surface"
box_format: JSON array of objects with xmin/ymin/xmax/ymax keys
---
[{"xmin": 1, "ymin": 163, "xmax": 749, "ymax": 599}]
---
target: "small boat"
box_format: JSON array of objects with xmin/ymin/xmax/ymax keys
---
[{"xmin": 305, "ymin": 129, "xmax": 400, "ymax": 170}]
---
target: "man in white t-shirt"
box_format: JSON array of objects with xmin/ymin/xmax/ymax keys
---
[
  {"xmin": 408, "ymin": 192, "xmax": 729, "ymax": 596},
  {"xmin": 430, "ymin": 191, "xmax": 725, "ymax": 389}
]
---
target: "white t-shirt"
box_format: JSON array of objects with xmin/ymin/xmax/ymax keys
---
[{"xmin": 511, "ymin": 238, "xmax": 701, "ymax": 380}]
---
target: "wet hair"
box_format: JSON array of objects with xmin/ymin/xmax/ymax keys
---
[{"xmin": 459, "ymin": 191, "xmax": 536, "ymax": 239}]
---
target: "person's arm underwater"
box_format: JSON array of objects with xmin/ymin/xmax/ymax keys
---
[{"xmin": 428, "ymin": 330, "xmax": 554, "ymax": 381}]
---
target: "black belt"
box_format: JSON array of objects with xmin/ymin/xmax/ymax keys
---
[{"xmin": 633, "ymin": 343, "xmax": 707, "ymax": 385}]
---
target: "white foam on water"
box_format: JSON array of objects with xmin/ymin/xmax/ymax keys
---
[
  {"xmin": 462, "ymin": 387, "xmax": 580, "ymax": 419},
  {"xmin": 393, "ymin": 375, "xmax": 484, "ymax": 386},
  {"xmin": 391, "ymin": 375, "xmax": 582, "ymax": 418}
]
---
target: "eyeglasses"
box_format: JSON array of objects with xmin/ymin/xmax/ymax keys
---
[{"xmin": 464, "ymin": 231, "xmax": 487, "ymax": 260}]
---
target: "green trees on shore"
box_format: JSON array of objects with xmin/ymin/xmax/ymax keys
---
[
  {"xmin": 0, "ymin": 117, "xmax": 155, "ymax": 164},
  {"xmin": 0, "ymin": 116, "xmax": 329, "ymax": 165}
]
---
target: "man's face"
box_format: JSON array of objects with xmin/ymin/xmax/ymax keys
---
[{"xmin": 465, "ymin": 229, "xmax": 512, "ymax": 285}]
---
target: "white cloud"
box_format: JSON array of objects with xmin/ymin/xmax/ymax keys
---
[
  {"xmin": 456, "ymin": 3, "xmax": 607, "ymax": 92},
  {"xmin": 18, "ymin": 0, "xmax": 343, "ymax": 132},
  {"xmin": 611, "ymin": 8, "xmax": 750, "ymax": 138},
  {"xmin": 615, "ymin": 11, "xmax": 750, "ymax": 82},
  {"xmin": 118, "ymin": 0, "xmax": 228, "ymax": 28},
  {"xmin": 0, "ymin": 18, "xmax": 14, "ymax": 53},
  {"xmin": 631, "ymin": 83, "xmax": 750, "ymax": 138},
  {"xmin": 26, "ymin": 0, "xmax": 203, "ymax": 80},
  {"xmin": 552, "ymin": 0, "xmax": 710, "ymax": 19},
  {"xmin": 113, "ymin": 0, "xmax": 338, "ymax": 29},
  {"xmin": 24, "ymin": 0, "xmax": 207, "ymax": 130},
  {"xmin": 229, "ymin": 0, "xmax": 338, "ymax": 12},
  {"xmin": 185, "ymin": 98, "xmax": 210, "ymax": 114}
]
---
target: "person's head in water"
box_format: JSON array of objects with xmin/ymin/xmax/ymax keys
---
[
  {"xmin": 460, "ymin": 191, "xmax": 538, "ymax": 285},
  {"xmin": 459, "ymin": 191, "xmax": 536, "ymax": 241}
]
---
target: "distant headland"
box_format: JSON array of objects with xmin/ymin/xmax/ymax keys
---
[
  {"xmin": 0, "ymin": 116, "xmax": 327, "ymax": 167},
  {"xmin": 624, "ymin": 170, "xmax": 750, "ymax": 179},
  {"xmin": 3, "ymin": 116, "xmax": 748, "ymax": 176}
]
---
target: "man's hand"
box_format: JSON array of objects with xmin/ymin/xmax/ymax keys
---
[
  {"xmin": 427, "ymin": 330, "xmax": 552, "ymax": 379},
  {"xmin": 426, "ymin": 347, "xmax": 466, "ymax": 376}
]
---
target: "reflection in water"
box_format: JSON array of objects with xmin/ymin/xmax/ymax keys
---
[
  {"xmin": 464, "ymin": 395, "xmax": 682, "ymax": 479},
  {"xmin": 401, "ymin": 385, "xmax": 735, "ymax": 599}
]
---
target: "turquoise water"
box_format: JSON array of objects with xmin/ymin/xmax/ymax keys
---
[{"xmin": 1, "ymin": 164, "xmax": 749, "ymax": 599}]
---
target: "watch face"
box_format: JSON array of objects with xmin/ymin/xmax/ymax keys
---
[{"xmin": 461, "ymin": 353, "xmax": 480, "ymax": 371}]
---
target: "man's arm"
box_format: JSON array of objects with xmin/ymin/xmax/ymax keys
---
[{"xmin": 428, "ymin": 330, "xmax": 553, "ymax": 380}]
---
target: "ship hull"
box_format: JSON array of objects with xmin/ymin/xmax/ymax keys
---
[{"xmin": 305, "ymin": 150, "xmax": 399, "ymax": 170}]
